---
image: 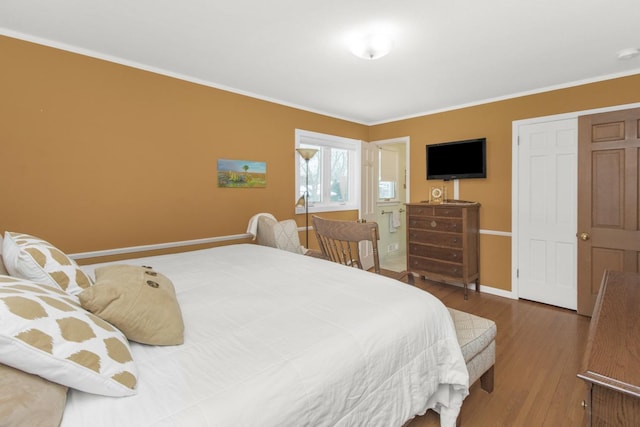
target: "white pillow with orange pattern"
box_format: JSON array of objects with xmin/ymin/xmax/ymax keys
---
[
  {"xmin": 0, "ymin": 275, "xmax": 137, "ymax": 397},
  {"xmin": 2, "ymin": 231, "xmax": 93, "ymax": 296}
]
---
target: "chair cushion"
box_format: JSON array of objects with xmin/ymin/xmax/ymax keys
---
[
  {"xmin": 447, "ymin": 308, "xmax": 496, "ymax": 363},
  {"xmin": 256, "ymin": 217, "xmax": 303, "ymax": 254}
]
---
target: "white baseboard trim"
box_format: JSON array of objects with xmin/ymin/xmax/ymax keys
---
[
  {"xmin": 478, "ymin": 285, "xmax": 517, "ymax": 299},
  {"xmin": 412, "ymin": 275, "xmax": 517, "ymax": 300},
  {"xmin": 70, "ymin": 233, "xmax": 252, "ymax": 260},
  {"xmin": 479, "ymin": 229, "xmax": 512, "ymax": 237}
]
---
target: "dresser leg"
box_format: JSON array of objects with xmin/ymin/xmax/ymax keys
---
[
  {"xmin": 475, "ymin": 278, "xmax": 480, "ymax": 293},
  {"xmin": 464, "ymin": 283, "xmax": 468, "ymax": 300}
]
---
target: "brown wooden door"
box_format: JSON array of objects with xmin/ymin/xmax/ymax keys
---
[{"xmin": 577, "ymin": 107, "xmax": 640, "ymax": 316}]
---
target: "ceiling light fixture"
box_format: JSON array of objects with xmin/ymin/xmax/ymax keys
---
[
  {"xmin": 617, "ymin": 48, "xmax": 640, "ymax": 61},
  {"xmin": 350, "ymin": 33, "xmax": 393, "ymax": 60}
]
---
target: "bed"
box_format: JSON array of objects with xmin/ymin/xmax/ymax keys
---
[{"xmin": 2, "ymin": 240, "xmax": 469, "ymax": 426}]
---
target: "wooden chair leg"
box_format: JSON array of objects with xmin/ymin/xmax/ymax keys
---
[
  {"xmin": 405, "ymin": 272, "xmax": 415, "ymax": 285},
  {"xmin": 480, "ymin": 365, "xmax": 494, "ymax": 393}
]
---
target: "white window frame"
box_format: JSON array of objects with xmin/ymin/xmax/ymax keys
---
[{"xmin": 295, "ymin": 129, "xmax": 360, "ymax": 214}]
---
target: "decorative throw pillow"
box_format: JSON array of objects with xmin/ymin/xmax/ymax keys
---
[
  {"xmin": 0, "ymin": 363, "xmax": 68, "ymax": 427},
  {"xmin": 0, "ymin": 275, "xmax": 137, "ymax": 397},
  {"xmin": 2, "ymin": 231, "xmax": 93, "ymax": 296},
  {"xmin": 80, "ymin": 265, "xmax": 184, "ymax": 346}
]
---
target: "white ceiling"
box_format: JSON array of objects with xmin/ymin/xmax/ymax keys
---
[{"xmin": 1, "ymin": 0, "xmax": 639, "ymax": 124}]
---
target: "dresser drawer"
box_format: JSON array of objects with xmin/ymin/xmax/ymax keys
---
[
  {"xmin": 408, "ymin": 217, "xmax": 462, "ymax": 233},
  {"xmin": 407, "ymin": 205, "xmax": 462, "ymax": 218},
  {"xmin": 408, "ymin": 243, "xmax": 463, "ymax": 263},
  {"xmin": 407, "ymin": 230, "xmax": 463, "ymax": 248},
  {"xmin": 408, "ymin": 257, "xmax": 464, "ymax": 279},
  {"xmin": 405, "ymin": 202, "xmax": 480, "ymax": 297}
]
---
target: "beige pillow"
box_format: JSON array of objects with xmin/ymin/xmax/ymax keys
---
[
  {"xmin": 0, "ymin": 363, "xmax": 67, "ymax": 427},
  {"xmin": 80, "ymin": 265, "xmax": 184, "ymax": 346},
  {"xmin": 0, "ymin": 276, "xmax": 137, "ymax": 397}
]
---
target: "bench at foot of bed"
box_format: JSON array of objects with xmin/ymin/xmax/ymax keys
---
[{"xmin": 447, "ymin": 308, "xmax": 496, "ymax": 427}]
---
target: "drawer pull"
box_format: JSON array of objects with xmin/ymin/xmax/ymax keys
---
[
  {"xmin": 452, "ymin": 238, "xmax": 458, "ymax": 243},
  {"xmin": 430, "ymin": 220, "xmax": 437, "ymax": 228},
  {"xmin": 581, "ymin": 400, "xmax": 587, "ymax": 409}
]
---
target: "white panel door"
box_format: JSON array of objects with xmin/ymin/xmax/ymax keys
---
[
  {"xmin": 517, "ymin": 118, "xmax": 577, "ymax": 310},
  {"xmin": 359, "ymin": 141, "xmax": 377, "ymax": 270}
]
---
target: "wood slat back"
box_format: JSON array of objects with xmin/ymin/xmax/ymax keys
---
[
  {"xmin": 311, "ymin": 215, "xmax": 380, "ymax": 271},
  {"xmin": 311, "ymin": 215, "xmax": 413, "ymax": 284}
]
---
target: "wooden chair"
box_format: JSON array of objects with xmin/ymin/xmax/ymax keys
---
[{"xmin": 311, "ymin": 215, "xmax": 414, "ymax": 285}]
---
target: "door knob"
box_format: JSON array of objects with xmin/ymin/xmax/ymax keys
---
[{"xmin": 579, "ymin": 233, "xmax": 591, "ymax": 241}]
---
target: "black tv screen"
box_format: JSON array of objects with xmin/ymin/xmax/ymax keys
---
[{"xmin": 426, "ymin": 138, "xmax": 486, "ymax": 180}]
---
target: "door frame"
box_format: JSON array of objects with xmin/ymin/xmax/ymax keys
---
[
  {"xmin": 511, "ymin": 102, "xmax": 640, "ymax": 301},
  {"xmin": 365, "ymin": 137, "xmax": 411, "ymax": 267}
]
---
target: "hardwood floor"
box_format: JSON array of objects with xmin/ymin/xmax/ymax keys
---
[{"xmin": 406, "ymin": 278, "xmax": 591, "ymax": 427}]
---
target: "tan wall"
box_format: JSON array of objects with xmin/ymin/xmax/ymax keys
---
[
  {"xmin": 0, "ymin": 36, "xmax": 365, "ymax": 257},
  {"xmin": 370, "ymin": 75, "xmax": 640, "ymax": 291},
  {"xmin": 3, "ymin": 35, "xmax": 640, "ymax": 292}
]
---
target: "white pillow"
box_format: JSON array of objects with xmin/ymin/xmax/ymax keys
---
[
  {"xmin": 0, "ymin": 275, "xmax": 138, "ymax": 397},
  {"xmin": 2, "ymin": 232, "xmax": 92, "ymax": 295}
]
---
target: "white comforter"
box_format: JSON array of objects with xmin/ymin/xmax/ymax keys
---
[{"xmin": 63, "ymin": 244, "xmax": 468, "ymax": 427}]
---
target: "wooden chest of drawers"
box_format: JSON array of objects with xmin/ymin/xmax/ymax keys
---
[
  {"xmin": 578, "ymin": 271, "xmax": 640, "ymax": 426},
  {"xmin": 406, "ymin": 202, "xmax": 480, "ymax": 298}
]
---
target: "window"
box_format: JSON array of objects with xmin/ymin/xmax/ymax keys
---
[
  {"xmin": 378, "ymin": 181, "xmax": 396, "ymax": 200},
  {"xmin": 378, "ymin": 147, "xmax": 399, "ymax": 201},
  {"xmin": 295, "ymin": 129, "xmax": 360, "ymax": 213}
]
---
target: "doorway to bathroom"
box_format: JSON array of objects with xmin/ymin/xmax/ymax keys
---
[{"xmin": 371, "ymin": 137, "xmax": 410, "ymax": 272}]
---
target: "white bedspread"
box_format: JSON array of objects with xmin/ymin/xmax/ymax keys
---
[{"xmin": 62, "ymin": 244, "xmax": 468, "ymax": 427}]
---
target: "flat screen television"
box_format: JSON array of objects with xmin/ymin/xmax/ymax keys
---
[{"xmin": 426, "ymin": 137, "xmax": 486, "ymax": 180}]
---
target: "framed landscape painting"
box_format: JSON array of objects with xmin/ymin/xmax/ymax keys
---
[{"xmin": 217, "ymin": 159, "xmax": 267, "ymax": 188}]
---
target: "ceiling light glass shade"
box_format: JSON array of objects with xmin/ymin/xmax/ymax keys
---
[
  {"xmin": 350, "ymin": 34, "xmax": 393, "ymax": 60},
  {"xmin": 296, "ymin": 148, "xmax": 319, "ymax": 160}
]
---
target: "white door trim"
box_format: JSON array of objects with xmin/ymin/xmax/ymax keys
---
[
  {"xmin": 359, "ymin": 140, "xmax": 377, "ymax": 270},
  {"xmin": 370, "ymin": 135, "xmax": 411, "ymax": 203},
  {"xmin": 511, "ymin": 101, "xmax": 640, "ymax": 301},
  {"xmin": 367, "ymin": 136, "xmax": 410, "ymax": 270}
]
